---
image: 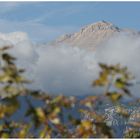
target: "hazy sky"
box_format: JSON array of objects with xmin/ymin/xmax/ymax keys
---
[{"xmin": 0, "ymin": 2, "xmax": 140, "ymax": 42}]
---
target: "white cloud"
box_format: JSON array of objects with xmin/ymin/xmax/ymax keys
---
[
  {"xmin": 95, "ymin": 32, "xmax": 140, "ymax": 97},
  {"xmin": 0, "ymin": 31, "xmax": 140, "ymax": 97},
  {"xmin": 0, "ymin": 31, "xmax": 98, "ymax": 95},
  {"xmin": 33, "ymin": 46, "xmax": 97, "ymax": 95}
]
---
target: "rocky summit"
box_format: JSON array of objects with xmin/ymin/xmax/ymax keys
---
[{"xmin": 50, "ymin": 21, "xmax": 140, "ymax": 51}]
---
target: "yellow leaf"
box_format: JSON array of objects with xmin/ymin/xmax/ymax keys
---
[
  {"xmin": 50, "ymin": 117, "xmax": 60, "ymax": 125},
  {"xmin": 106, "ymin": 92, "xmax": 122, "ymax": 101},
  {"xmin": 19, "ymin": 125, "xmax": 30, "ymax": 138},
  {"xmin": 81, "ymin": 120, "xmax": 92, "ymax": 130},
  {"xmin": 35, "ymin": 107, "xmax": 46, "ymax": 122},
  {"xmin": 53, "ymin": 107, "xmax": 61, "ymax": 114},
  {"xmin": 1, "ymin": 133, "xmax": 9, "ymax": 138}
]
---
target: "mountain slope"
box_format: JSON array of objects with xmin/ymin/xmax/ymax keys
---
[{"xmin": 50, "ymin": 21, "xmax": 139, "ymax": 50}]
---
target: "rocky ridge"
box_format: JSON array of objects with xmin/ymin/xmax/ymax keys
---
[{"xmin": 50, "ymin": 21, "xmax": 122, "ymax": 50}]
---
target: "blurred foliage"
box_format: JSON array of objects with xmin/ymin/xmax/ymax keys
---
[
  {"xmin": 0, "ymin": 46, "xmax": 139, "ymax": 138},
  {"xmin": 93, "ymin": 63, "xmax": 134, "ymax": 100}
]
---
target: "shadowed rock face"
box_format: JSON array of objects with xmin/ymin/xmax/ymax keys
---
[{"xmin": 103, "ymin": 104, "xmax": 140, "ymax": 137}]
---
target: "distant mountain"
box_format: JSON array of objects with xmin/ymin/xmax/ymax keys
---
[{"xmin": 50, "ymin": 21, "xmax": 140, "ymax": 50}]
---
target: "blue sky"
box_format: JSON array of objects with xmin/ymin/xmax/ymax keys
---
[{"xmin": 0, "ymin": 2, "xmax": 140, "ymax": 42}]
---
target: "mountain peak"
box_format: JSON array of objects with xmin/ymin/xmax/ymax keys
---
[
  {"xmin": 80, "ymin": 21, "xmax": 120, "ymax": 34},
  {"xmin": 50, "ymin": 21, "xmax": 126, "ymax": 50}
]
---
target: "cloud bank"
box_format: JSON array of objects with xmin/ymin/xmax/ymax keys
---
[{"xmin": 0, "ymin": 31, "xmax": 140, "ymax": 96}]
